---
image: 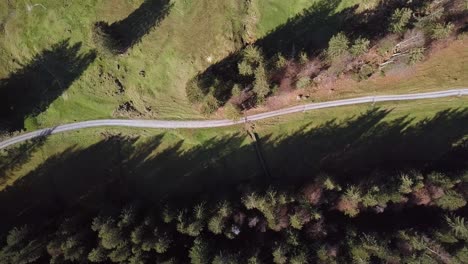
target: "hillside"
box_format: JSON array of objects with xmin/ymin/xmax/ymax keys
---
[{"xmin": 0, "ymin": 0, "xmax": 467, "ymax": 263}]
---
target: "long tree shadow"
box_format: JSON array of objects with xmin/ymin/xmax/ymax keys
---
[
  {"xmin": 0, "ymin": 40, "xmax": 96, "ymax": 131},
  {"xmin": 94, "ymin": 0, "xmax": 173, "ymax": 54},
  {"xmin": 0, "ymin": 107, "xmax": 467, "ymax": 234},
  {"xmin": 0, "ymin": 134, "xmax": 51, "ymax": 187},
  {"xmin": 190, "ymin": 0, "xmax": 427, "ymax": 104}
]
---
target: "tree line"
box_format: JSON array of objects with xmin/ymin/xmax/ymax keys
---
[{"xmin": 1, "ymin": 168, "xmax": 467, "ymax": 263}]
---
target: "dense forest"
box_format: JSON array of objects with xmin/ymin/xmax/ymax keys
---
[{"xmin": 1, "ymin": 166, "xmax": 467, "ymax": 263}]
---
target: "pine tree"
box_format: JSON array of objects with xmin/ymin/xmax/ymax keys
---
[
  {"xmin": 327, "ymin": 32, "xmax": 350, "ymax": 59},
  {"xmin": 350, "ymin": 37, "xmax": 370, "ymax": 57},
  {"xmin": 253, "ymin": 64, "xmax": 270, "ymax": 103},
  {"xmin": 189, "ymin": 239, "xmax": 210, "ymax": 264},
  {"xmin": 389, "ymin": 8, "xmax": 413, "ymax": 34}
]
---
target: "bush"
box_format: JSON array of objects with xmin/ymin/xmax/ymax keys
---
[
  {"xmin": 357, "ymin": 64, "xmax": 375, "ymax": 80},
  {"xmin": 243, "ymin": 45, "xmax": 263, "ymax": 63},
  {"xmin": 231, "ymin": 84, "xmax": 242, "ymax": 97},
  {"xmin": 92, "ymin": 22, "xmax": 123, "ymax": 55},
  {"xmin": 88, "ymin": 246, "xmax": 107, "ymax": 263},
  {"xmin": 299, "ymin": 52, "xmax": 308, "ymax": 65},
  {"xmin": 289, "ymin": 213, "xmax": 304, "ymax": 230},
  {"xmin": 224, "ymin": 103, "xmax": 242, "ymax": 121},
  {"xmin": 350, "ymin": 38, "xmax": 370, "ymax": 57},
  {"xmin": 296, "ymin": 77, "xmax": 311, "ymax": 89},
  {"xmin": 327, "ymin": 32, "xmax": 350, "ymax": 59},
  {"xmin": 389, "ymin": 8, "xmax": 413, "ymax": 34},
  {"xmin": 275, "ymin": 53, "xmax": 287, "ymax": 69},
  {"xmin": 186, "ymin": 79, "xmax": 205, "ymax": 103},
  {"xmin": 200, "ymin": 93, "xmax": 220, "ymax": 115},
  {"xmin": 189, "ymin": 239, "xmax": 210, "ymax": 264},
  {"xmin": 408, "ymin": 48, "xmax": 425, "ymax": 65},
  {"xmin": 377, "ymin": 37, "xmax": 397, "ymax": 56},
  {"xmin": 436, "ymin": 191, "xmax": 466, "ymax": 211},
  {"xmin": 430, "ymin": 22, "xmax": 454, "ymax": 40},
  {"xmin": 290, "ymin": 252, "xmax": 308, "ymax": 264},
  {"xmin": 399, "ymin": 175, "xmax": 414, "ymax": 194},
  {"xmin": 253, "ymin": 65, "xmax": 270, "ymax": 103},
  {"xmin": 238, "ymin": 60, "xmax": 255, "ymax": 76}
]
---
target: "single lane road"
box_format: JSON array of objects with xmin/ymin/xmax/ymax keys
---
[{"xmin": 1, "ymin": 88, "xmax": 467, "ymax": 150}]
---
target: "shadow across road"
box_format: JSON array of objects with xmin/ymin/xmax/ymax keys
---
[{"xmin": 0, "ymin": 107, "xmax": 467, "ymax": 234}]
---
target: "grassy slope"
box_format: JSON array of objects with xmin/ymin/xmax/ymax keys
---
[
  {"xmin": 3, "ymin": 96, "xmax": 467, "ymax": 191},
  {"xmin": 329, "ymin": 39, "xmax": 468, "ymax": 99},
  {"xmin": 1, "ymin": 0, "xmax": 247, "ymax": 129},
  {"xmin": 3, "ymin": 0, "xmax": 464, "ymax": 132}
]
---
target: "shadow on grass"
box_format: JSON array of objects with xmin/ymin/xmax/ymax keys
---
[
  {"xmin": 94, "ymin": 0, "xmax": 173, "ymax": 54},
  {"xmin": 0, "ymin": 107, "xmax": 467, "ymax": 234},
  {"xmin": 190, "ymin": 0, "xmax": 427, "ymax": 104},
  {"xmin": 0, "ymin": 40, "xmax": 96, "ymax": 131},
  {"xmin": 0, "ymin": 134, "xmax": 51, "ymax": 187}
]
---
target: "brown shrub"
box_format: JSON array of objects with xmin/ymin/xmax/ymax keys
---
[
  {"xmin": 411, "ymin": 187, "xmax": 432, "ymax": 205},
  {"xmin": 336, "ymin": 197, "xmax": 360, "ymax": 217},
  {"xmin": 427, "ymin": 185, "xmax": 445, "ymax": 200},
  {"xmin": 303, "ymin": 183, "xmax": 323, "ymax": 205}
]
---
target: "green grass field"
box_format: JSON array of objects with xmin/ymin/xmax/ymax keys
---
[{"xmin": 1, "ymin": 0, "xmax": 465, "ymax": 132}]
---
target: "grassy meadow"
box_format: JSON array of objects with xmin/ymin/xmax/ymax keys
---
[{"xmin": 1, "ymin": 0, "xmax": 465, "ymax": 132}]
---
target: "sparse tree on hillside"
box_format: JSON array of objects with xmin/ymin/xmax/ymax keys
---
[
  {"xmin": 200, "ymin": 93, "xmax": 220, "ymax": 115},
  {"xmin": 350, "ymin": 38, "xmax": 370, "ymax": 57},
  {"xmin": 224, "ymin": 103, "xmax": 242, "ymax": 120},
  {"xmin": 327, "ymin": 32, "xmax": 350, "ymax": 59},
  {"xmin": 390, "ymin": 8, "xmax": 413, "ymax": 34},
  {"xmin": 253, "ymin": 64, "xmax": 270, "ymax": 103},
  {"xmin": 430, "ymin": 23, "xmax": 454, "ymax": 40},
  {"xmin": 436, "ymin": 190, "xmax": 466, "ymax": 211},
  {"xmin": 408, "ymin": 47, "xmax": 425, "ymax": 65}
]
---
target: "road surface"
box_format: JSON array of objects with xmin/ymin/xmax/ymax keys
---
[{"xmin": 1, "ymin": 88, "xmax": 467, "ymax": 150}]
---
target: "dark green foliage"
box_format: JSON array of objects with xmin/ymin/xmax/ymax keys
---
[
  {"xmin": 272, "ymin": 245, "xmax": 288, "ymax": 264},
  {"xmin": 253, "ymin": 64, "xmax": 270, "ymax": 103},
  {"xmin": 200, "ymin": 93, "xmax": 220, "ymax": 115},
  {"xmin": 430, "ymin": 23, "xmax": 454, "ymax": 40},
  {"xmin": 88, "ymin": 246, "xmax": 107, "ymax": 262},
  {"xmin": 186, "ymin": 78, "xmax": 206, "ymax": 103},
  {"xmin": 389, "ymin": 8, "xmax": 413, "ymax": 34},
  {"xmin": 189, "ymin": 239, "xmax": 210, "ymax": 264},
  {"xmin": 327, "ymin": 32, "xmax": 349, "ymax": 59},
  {"xmin": 408, "ymin": 47, "xmax": 425, "ymax": 65},
  {"xmin": 1, "ymin": 168, "xmax": 467, "ymax": 263},
  {"xmin": 350, "ymin": 37, "xmax": 370, "ymax": 57},
  {"xmin": 436, "ymin": 190, "xmax": 466, "ymax": 211},
  {"xmin": 357, "ymin": 64, "xmax": 375, "ymax": 80},
  {"xmin": 296, "ymin": 77, "xmax": 311, "ymax": 89}
]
